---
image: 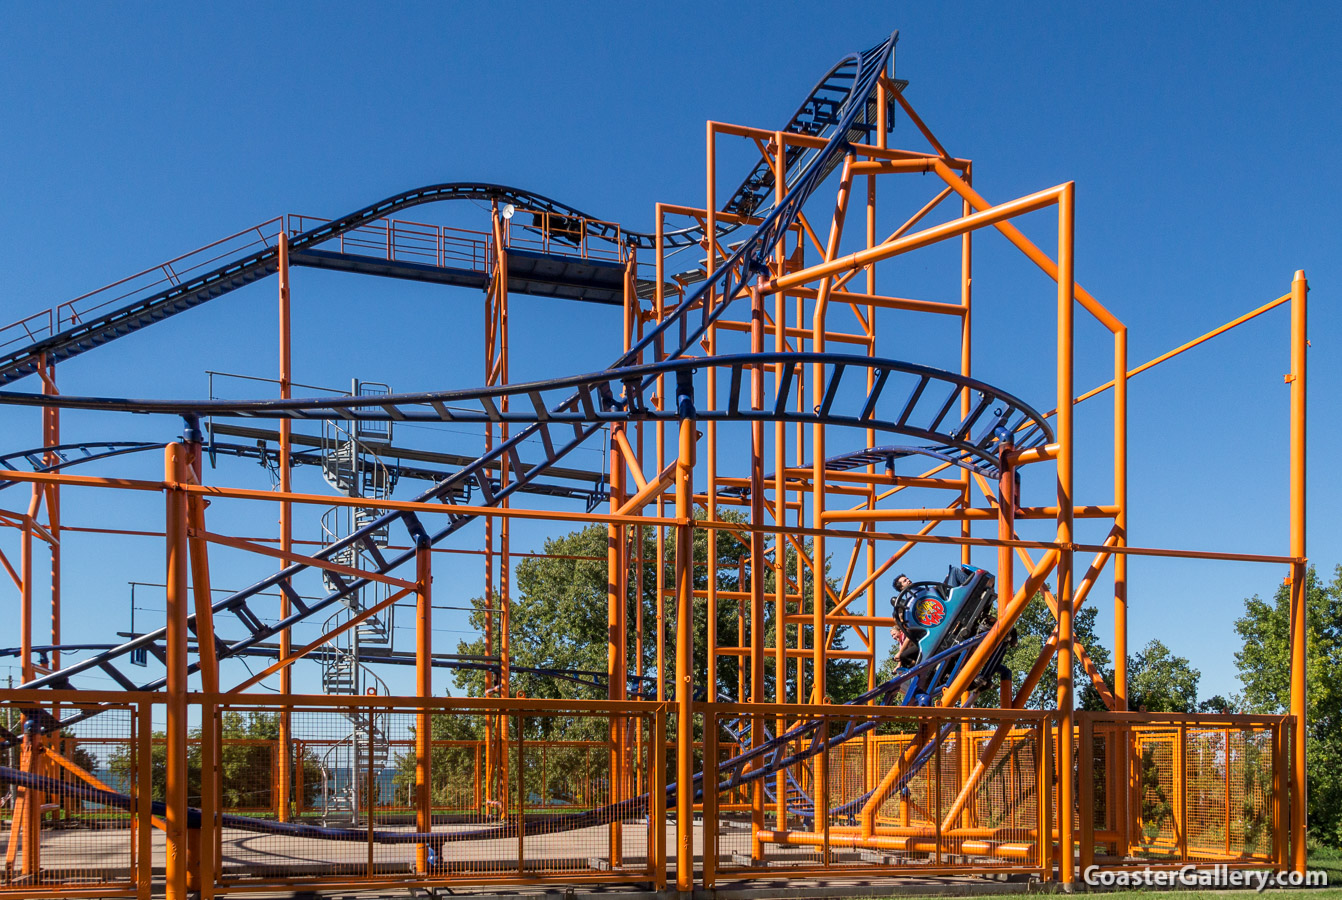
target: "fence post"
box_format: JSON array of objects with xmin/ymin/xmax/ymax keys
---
[
  {"xmin": 415, "ymin": 541, "xmax": 433, "ymax": 875},
  {"xmin": 1176, "ymin": 723, "xmax": 1188, "ymax": 862},
  {"xmin": 136, "ymin": 700, "xmax": 152, "ymax": 900},
  {"xmin": 1039, "ymin": 717, "xmax": 1053, "ymax": 878},
  {"xmin": 164, "ymin": 444, "xmax": 190, "ymax": 900},
  {"xmin": 702, "ymin": 706, "xmax": 717, "ymax": 889},
  {"xmin": 653, "ymin": 704, "xmax": 667, "ymax": 890},
  {"xmin": 1078, "ymin": 714, "xmax": 1094, "ymax": 876},
  {"xmin": 516, "ymin": 713, "xmax": 525, "ymax": 876}
]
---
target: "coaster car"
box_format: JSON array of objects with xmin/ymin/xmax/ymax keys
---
[{"xmin": 892, "ymin": 564, "xmax": 1016, "ymax": 690}]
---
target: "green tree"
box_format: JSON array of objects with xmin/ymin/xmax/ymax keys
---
[
  {"xmin": 451, "ymin": 517, "xmax": 867, "ymax": 733},
  {"xmin": 108, "ymin": 712, "xmax": 320, "ymax": 812},
  {"xmin": 1126, "ymin": 639, "xmax": 1200, "ymax": 713},
  {"xmin": 1197, "ymin": 694, "xmax": 1235, "ymax": 714},
  {"xmin": 1234, "ymin": 565, "xmax": 1342, "ymax": 846}
]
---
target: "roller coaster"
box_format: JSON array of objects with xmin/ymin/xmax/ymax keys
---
[{"xmin": 0, "ymin": 29, "xmax": 1312, "ymax": 898}]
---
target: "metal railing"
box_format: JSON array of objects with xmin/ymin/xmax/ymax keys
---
[{"xmin": 0, "ymin": 217, "xmax": 285, "ymax": 356}]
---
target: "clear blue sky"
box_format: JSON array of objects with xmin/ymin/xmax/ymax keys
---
[{"xmin": 0, "ymin": 2, "xmax": 1338, "ymax": 701}]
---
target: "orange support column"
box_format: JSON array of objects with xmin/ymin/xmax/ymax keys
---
[
  {"xmin": 276, "ymin": 231, "xmax": 294, "ymax": 824},
  {"xmin": 996, "ymin": 447, "xmax": 1016, "ymax": 708},
  {"xmin": 1288, "ymin": 270, "xmax": 1308, "ymax": 873},
  {"xmin": 673, "ymin": 371, "xmax": 696, "ymax": 894},
  {"xmin": 415, "ymin": 540, "xmax": 433, "ymax": 873},
  {"xmin": 185, "ymin": 431, "xmax": 218, "ymax": 897},
  {"xmin": 164, "ymin": 443, "xmax": 190, "ymax": 900},
  {"xmin": 1055, "ymin": 183, "xmax": 1076, "ymax": 884},
  {"xmin": 607, "ymin": 429, "xmax": 626, "ymax": 866},
  {"xmin": 748, "ymin": 284, "xmax": 767, "ymax": 862}
]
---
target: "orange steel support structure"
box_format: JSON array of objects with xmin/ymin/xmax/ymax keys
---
[{"xmin": 0, "ymin": 44, "xmax": 1311, "ymax": 896}]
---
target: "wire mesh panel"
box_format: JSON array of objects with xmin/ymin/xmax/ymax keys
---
[
  {"xmin": 704, "ymin": 704, "xmax": 1051, "ymax": 884},
  {"xmin": 0, "ymin": 693, "xmax": 148, "ymax": 898},
  {"xmin": 1079, "ymin": 712, "xmax": 1287, "ymax": 872},
  {"xmin": 205, "ymin": 696, "xmax": 663, "ymax": 893}
]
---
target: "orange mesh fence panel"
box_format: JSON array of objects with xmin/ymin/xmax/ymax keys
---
[
  {"xmin": 1077, "ymin": 712, "xmax": 1287, "ymax": 871},
  {"xmin": 704, "ymin": 704, "xmax": 1051, "ymax": 883},
  {"xmin": 202, "ymin": 696, "xmax": 663, "ymax": 893},
  {"xmin": 0, "ymin": 694, "xmax": 149, "ymax": 898}
]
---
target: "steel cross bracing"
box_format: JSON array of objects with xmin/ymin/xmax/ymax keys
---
[
  {"xmin": 13, "ymin": 34, "xmax": 904, "ymax": 726},
  {"xmin": 0, "ymin": 38, "xmax": 898, "ymax": 388}
]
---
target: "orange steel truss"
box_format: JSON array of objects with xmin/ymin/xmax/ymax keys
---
[{"xmin": 0, "ymin": 44, "xmax": 1309, "ymax": 898}]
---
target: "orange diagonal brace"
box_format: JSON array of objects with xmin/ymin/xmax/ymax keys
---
[
  {"xmin": 930, "ymin": 159, "xmax": 1123, "ymax": 334},
  {"xmin": 227, "ymin": 585, "xmax": 415, "ymax": 694},
  {"xmin": 615, "ymin": 461, "xmax": 677, "ymax": 516},
  {"xmin": 611, "ymin": 428, "xmax": 648, "ymax": 492},
  {"xmin": 0, "ymin": 545, "xmax": 21, "ymax": 592},
  {"xmin": 196, "ymin": 530, "xmax": 416, "ymax": 591},
  {"xmin": 858, "ymin": 550, "xmax": 1060, "ymax": 834},
  {"xmin": 46, "ymin": 746, "xmax": 168, "ymax": 832},
  {"xmin": 764, "ymin": 184, "xmax": 1067, "ymax": 295},
  {"xmin": 938, "ymin": 548, "xmax": 1060, "ymax": 709}
]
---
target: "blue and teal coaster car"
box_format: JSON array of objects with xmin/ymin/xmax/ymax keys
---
[{"xmin": 892, "ymin": 564, "xmax": 1003, "ymax": 678}]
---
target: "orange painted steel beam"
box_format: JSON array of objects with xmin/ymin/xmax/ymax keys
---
[
  {"xmin": 764, "ymin": 184, "xmax": 1067, "ymax": 295},
  {"xmin": 0, "ymin": 544, "xmax": 22, "ymax": 592},
  {"xmin": 711, "ymin": 317, "xmax": 874, "ymax": 345},
  {"xmin": 164, "ymin": 445, "xmax": 189, "ymax": 900},
  {"xmin": 829, "ymin": 184, "xmax": 957, "ymax": 298},
  {"xmin": 276, "ymin": 229, "xmax": 294, "ymax": 830},
  {"xmin": 886, "ymin": 78, "xmax": 953, "ymax": 161},
  {"xmin": 226, "ymin": 586, "xmax": 415, "ymax": 694},
  {"xmin": 196, "ymin": 530, "xmax": 417, "ymax": 591},
  {"xmin": 611, "ymin": 427, "xmax": 648, "ymax": 491},
  {"xmin": 415, "ymin": 543, "xmax": 432, "ymax": 875},
  {"xmin": 673, "ymin": 406, "xmax": 696, "ymax": 891},
  {"xmin": 1073, "ymin": 292, "xmax": 1291, "ymax": 408},
  {"xmin": 0, "ymin": 468, "xmax": 682, "ymax": 526},
  {"xmin": 821, "ymin": 505, "xmax": 1119, "ymax": 522},
  {"xmin": 930, "ymin": 160, "xmax": 1122, "ymax": 335},
  {"xmin": 1003, "ymin": 444, "xmax": 1060, "ymax": 467},
  {"xmin": 697, "ymin": 517, "xmax": 1297, "ymax": 565},
  {"xmin": 707, "ymin": 119, "xmax": 971, "ymax": 169},
  {"xmin": 0, "ymin": 469, "xmax": 162, "ymax": 491},
  {"xmin": 192, "ymin": 483, "xmax": 685, "ymax": 526},
  {"xmin": 810, "ymin": 150, "xmax": 855, "ymax": 707},
  {"xmin": 1054, "ymin": 181, "xmax": 1076, "ymax": 885},
  {"xmin": 1289, "ymin": 271, "xmax": 1308, "ymax": 873},
  {"xmin": 614, "ymin": 460, "xmax": 677, "ymax": 516},
  {"xmin": 783, "ymin": 284, "xmax": 966, "ymax": 317}
]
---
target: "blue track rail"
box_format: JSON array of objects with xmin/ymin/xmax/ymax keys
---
[
  {"xmin": 0, "ymin": 39, "xmax": 900, "ymax": 388},
  {"xmin": 7, "ymin": 33, "xmax": 906, "ymax": 715}
]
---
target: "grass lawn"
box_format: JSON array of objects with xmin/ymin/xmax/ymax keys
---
[
  {"xmin": 1312, "ymin": 846, "xmax": 1342, "ymax": 884},
  {"xmin": 1088, "ymin": 894, "xmax": 1340, "ymax": 900}
]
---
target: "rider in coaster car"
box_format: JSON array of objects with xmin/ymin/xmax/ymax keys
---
[{"xmin": 890, "ymin": 574, "xmax": 921, "ymax": 670}]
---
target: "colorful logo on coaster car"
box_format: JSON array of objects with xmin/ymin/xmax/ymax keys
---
[{"xmin": 913, "ymin": 596, "xmax": 946, "ymax": 627}]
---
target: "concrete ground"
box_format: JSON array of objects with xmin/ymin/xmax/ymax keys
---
[{"xmin": 2, "ymin": 818, "xmax": 1037, "ymax": 898}]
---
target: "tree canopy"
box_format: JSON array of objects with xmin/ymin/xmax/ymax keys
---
[
  {"xmin": 451, "ymin": 518, "xmax": 868, "ymax": 720},
  {"xmin": 1234, "ymin": 564, "xmax": 1342, "ymax": 846}
]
